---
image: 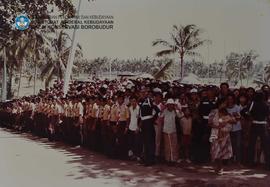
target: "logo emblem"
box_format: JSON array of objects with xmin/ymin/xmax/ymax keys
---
[{"xmin": 15, "ymin": 14, "xmax": 30, "ymax": 30}]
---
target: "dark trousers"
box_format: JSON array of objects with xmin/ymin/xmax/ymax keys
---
[
  {"xmin": 90, "ymin": 119, "xmax": 102, "ymax": 152},
  {"xmin": 85, "ymin": 117, "xmax": 94, "ymax": 148},
  {"xmin": 71, "ymin": 117, "xmax": 81, "ymax": 145},
  {"xmin": 141, "ymin": 118, "xmax": 156, "ymax": 165},
  {"xmin": 248, "ymin": 124, "xmax": 269, "ymax": 166},
  {"xmin": 81, "ymin": 119, "xmax": 89, "ymax": 146},
  {"xmin": 230, "ymin": 130, "xmax": 242, "ymax": 163},
  {"xmin": 101, "ymin": 120, "xmax": 110, "ymax": 155},
  {"xmin": 192, "ymin": 120, "xmax": 210, "ymax": 163},
  {"xmin": 127, "ymin": 129, "xmax": 142, "ymax": 157},
  {"xmin": 107, "ymin": 122, "xmax": 117, "ymax": 158},
  {"xmin": 115, "ymin": 121, "xmax": 128, "ymax": 159},
  {"xmin": 34, "ymin": 113, "xmax": 42, "ymax": 136}
]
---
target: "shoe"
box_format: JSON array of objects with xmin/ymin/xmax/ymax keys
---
[
  {"xmin": 186, "ymin": 159, "xmax": 192, "ymax": 164},
  {"xmin": 128, "ymin": 150, "xmax": 133, "ymax": 157},
  {"xmin": 177, "ymin": 159, "xmax": 183, "ymax": 163},
  {"xmin": 217, "ymin": 168, "xmax": 223, "ymax": 175}
]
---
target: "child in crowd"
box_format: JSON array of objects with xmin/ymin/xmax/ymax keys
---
[{"xmin": 180, "ymin": 107, "xmax": 192, "ymax": 163}]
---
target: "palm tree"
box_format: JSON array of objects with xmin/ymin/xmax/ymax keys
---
[
  {"xmin": 153, "ymin": 24, "xmax": 211, "ymax": 80},
  {"xmin": 225, "ymin": 52, "xmax": 242, "ymax": 86},
  {"xmin": 0, "ymin": 33, "xmax": 30, "ymax": 99},
  {"xmin": 25, "ymin": 30, "xmax": 52, "ymax": 94},
  {"xmin": 40, "ymin": 30, "xmax": 83, "ymax": 88},
  {"xmin": 226, "ymin": 50, "xmax": 258, "ymax": 86},
  {"xmin": 242, "ymin": 50, "xmax": 258, "ymax": 86},
  {"xmin": 0, "ymin": 47, "xmax": 7, "ymax": 101}
]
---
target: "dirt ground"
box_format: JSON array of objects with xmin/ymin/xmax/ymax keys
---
[{"xmin": 0, "ymin": 128, "xmax": 269, "ymax": 187}]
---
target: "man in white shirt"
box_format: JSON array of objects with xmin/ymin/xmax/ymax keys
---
[{"xmin": 127, "ymin": 96, "xmax": 142, "ymax": 160}]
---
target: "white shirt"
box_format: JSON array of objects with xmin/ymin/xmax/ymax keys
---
[
  {"xmin": 129, "ymin": 105, "xmax": 140, "ymax": 131},
  {"xmin": 227, "ymin": 104, "xmax": 242, "ymax": 132},
  {"xmin": 77, "ymin": 102, "xmax": 84, "ymax": 116},
  {"xmin": 56, "ymin": 103, "xmax": 64, "ymax": 114},
  {"xmin": 161, "ymin": 109, "xmax": 181, "ymax": 134}
]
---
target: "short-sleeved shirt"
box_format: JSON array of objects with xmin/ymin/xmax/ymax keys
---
[
  {"xmin": 103, "ymin": 104, "xmax": 111, "ymax": 121},
  {"xmin": 110, "ymin": 104, "xmax": 118, "ymax": 122},
  {"xmin": 129, "ymin": 105, "xmax": 140, "ymax": 131},
  {"xmin": 227, "ymin": 105, "xmax": 241, "ymax": 132},
  {"xmin": 92, "ymin": 103, "xmax": 99, "ymax": 118},
  {"xmin": 180, "ymin": 116, "xmax": 192, "ymax": 135},
  {"xmin": 119, "ymin": 104, "xmax": 129, "ymax": 121}
]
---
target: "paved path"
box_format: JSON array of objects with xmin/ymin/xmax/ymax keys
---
[{"xmin": 0, "ymin": 128, "xmax": 269, "ymax": 187}]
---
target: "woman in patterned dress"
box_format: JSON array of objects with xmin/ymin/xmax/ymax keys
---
[{"xmin": 209, "ymin": 97, "xmax": 235, "ymax": 174}]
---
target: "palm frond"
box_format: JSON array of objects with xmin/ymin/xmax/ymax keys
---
[
  {"xmin": 186, "ymin": 39, "xmax": 211, "ymax": 50},
  {"xmin": 45, "ymin": 67, "xmax": 54, "ymax": 88},
  {"xmin": 40, "ymin": 63, "xmax": 54, "ymax": 80},
  {"xmin": 156, "ymin": 49, "xmax": 174, "ymax": 57},
  {"xmin": 153, "ymin": 60, "xmax": 173, "ymax": 79},
  {"xmin": 185, "ymin": 51, "xmax": 201, "ymax": 57},
  {"xmin": 183, "ymin": 24, "xmax": 196, "ymax": 34},
  {"xmin": 183, "ymin": 28, "xmax": 200, "ymax": 47}
]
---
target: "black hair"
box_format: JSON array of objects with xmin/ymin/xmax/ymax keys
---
[
  {"xmin": 227, "ymin": 93, "xmax": 236, "ymax": 103},
  {"xmin": 220, "ymin": 82, "xmax": 229, "ymax": 88},
  {"xmin": 130, "ymin": 95, "xmax": 138, "ymax": 100},
  {"xmin": 247, "ymin": 87, "xmax": 255, "ymax": 93},
  {"xmin": 254, "ymin": 91, "xmax": 265, "ymax": 102},
  {"xmin": 216, "ymin": 97, "xmax": 228, "ymax": 115}
]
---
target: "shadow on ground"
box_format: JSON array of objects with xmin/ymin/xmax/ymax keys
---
[{"xmin": 2, "ymin": 128, "xmax": 270, "ymax": 187}]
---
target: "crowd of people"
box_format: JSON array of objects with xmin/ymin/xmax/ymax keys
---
[{"xmin": 0, "ymin": 78, "xmax": 270, "ymax": 174}]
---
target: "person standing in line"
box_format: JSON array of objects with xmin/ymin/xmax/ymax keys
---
[
  {"xmin": 248, "ymin": 91, "xmax": 270, "ymax": 170},
  {"xmin": 87, "ymin": 96, "xmax": 96, "ymax": 149},
  {"xmin": 47, "ymin": 98, "xmax": 56, "ymax": 141},
  {"xmin": 153, "ymin": 92, "xmax": 165, "ymax": 161},
  {"xmin": 139, "ymin": 87, "xmax": 159, "ymax": 166},
  {"xmin": 101, "ymin": 97, "xmax": 111, "ymax": 155},
  {"xmin": 196, "ymin": 86, "xmax": 217, "ymax": 163},
  {"xmin": 108, "ymin": 97, "xmax": 119, "ymax": 158},
  {"xmin": 127, "ymin": 96, "xmax": 142, "ymax": 160},
  {"xmin": 239, "ymin": 94, "xmax": 250, "ymax": 165},
  {"xmin": 227, "ymin": 94, "xmax": 242, "ymax": 165},
  {"xmin": 180, "ymin": 107, "xmax": 192, "ymax": 163},
  {"xmin": 91, "ymin": 96, "xmax": 102, "ymax": 151},
  {"xmin": 209, "ymin": 98, "xmax": 234, "ymax": 174},
  {"xmin": 66, "ymin": 97, "xmax": 74, "ymax": 144},
  {"xmin": 160, "ymin": 98, "xmax": 182, "ymax": 165},
  {"xmin": 74, "ymin": 97, "xmax": 84, "ymax": 145},
  {"xmin": 116, "ymin": 93, "xmax": 129, "ymax": 159},
  {"xmin": 55, "ymin": 98, "xmax": 64, "ymax": 141},
  {"xmin": 188, "ymin": 88, "xmax": 201, "ymax": 162}
]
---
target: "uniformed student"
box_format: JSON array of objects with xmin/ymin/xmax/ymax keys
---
[
  {"xmin": 90, "ymin": 96, "xmax": 102, "ymax": 151},
  {"xmin": 108, "ymin": 97, "xmax": 119, "ymax": 158},
  {"xmin": 73, "ymin": 97, "xmax": 84, "ymax": 145},
  {"xmin": 115, "ymin": 93, "xmax": 129, "ymax": 159},
  {"xmin": 48, "ymin": 98, "xmax": 57, "ymax": 141},
  {"xmin": 85, "ymin": 96, "xmax": 95, "ymax": 148},
  {"xmin": 101, "ymin": 97, "xmax": 111, "ymax": 155}
]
